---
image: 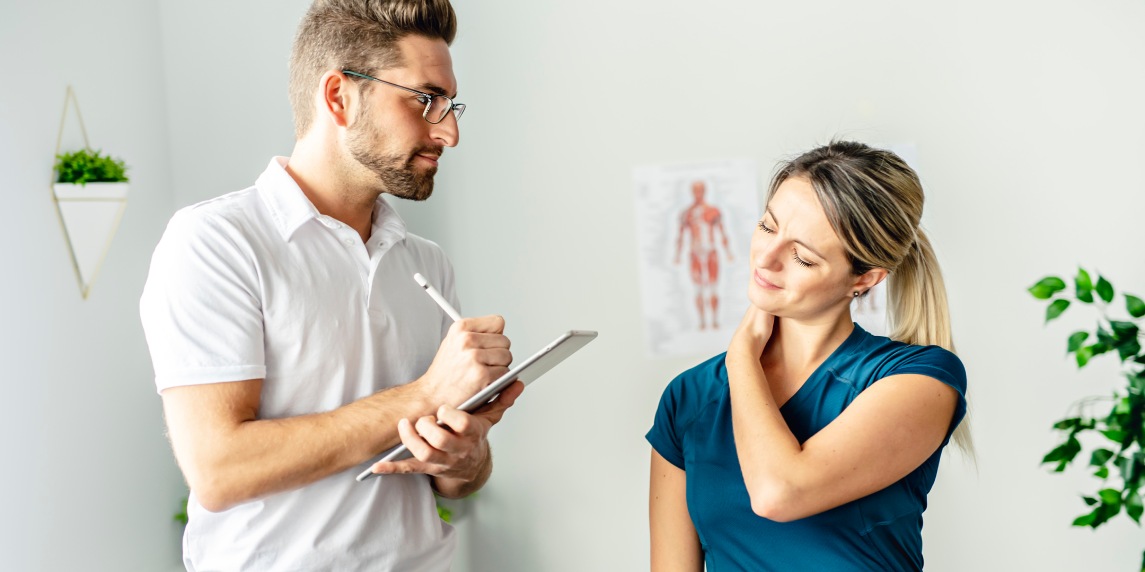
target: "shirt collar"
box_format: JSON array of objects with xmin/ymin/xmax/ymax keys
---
[{"xmin": 256, "ymin": 157, "xmax": 408, "ymax": 244}]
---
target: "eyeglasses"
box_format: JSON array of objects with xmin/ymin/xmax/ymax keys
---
[{"xmin": 342, "ymin": 69, "xmax": 465, "ymax": 124}]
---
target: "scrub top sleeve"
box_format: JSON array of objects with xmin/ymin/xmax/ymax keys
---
[
  {"xmin": 646, "ymin": 376, "xmax": 688, "ymax": 469},
  {"xmin": 885, "ymin": 346, "xmax": 968, "ymax": 440}
]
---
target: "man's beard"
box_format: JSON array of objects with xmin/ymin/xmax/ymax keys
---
[{"xmin": 347, "ymin": 112, "xmax": 440, "ymax": 201}]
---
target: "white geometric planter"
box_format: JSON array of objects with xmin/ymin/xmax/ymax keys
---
[{"xmin": 51, "ymin": 182, "xmax": 129, "ymax": 299}]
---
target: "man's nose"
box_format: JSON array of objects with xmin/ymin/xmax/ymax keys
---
[{"xmin": 431, "ymin": 113, "xmax": 460, "ymax": 147}]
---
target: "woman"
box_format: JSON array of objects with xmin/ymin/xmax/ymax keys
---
[{"xmin": 647, "ymin": 141, "xmax": 971, "ymax": 571}]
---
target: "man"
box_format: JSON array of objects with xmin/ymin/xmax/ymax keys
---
[
  {"xmin": 673, "ymin": 180, "xmax": 733, "ymax": 330},
  {"xmin": 139, "ymin": 1, "xmax": 522, "ymax": 570}
]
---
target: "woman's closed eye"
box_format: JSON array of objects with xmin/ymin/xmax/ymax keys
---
[{"xmin": 760, "ymin": 220, "xmax": 815, "ymax": 267}]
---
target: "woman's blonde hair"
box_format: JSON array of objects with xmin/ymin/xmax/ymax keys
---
[{"xmin": 766, "ymin": 141, "xmax": 973, "ymax": 455}]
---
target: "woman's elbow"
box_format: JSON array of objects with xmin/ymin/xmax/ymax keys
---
[{"xmin": 747, "ymin": 482, "xmax": 805, "ymax": 523}]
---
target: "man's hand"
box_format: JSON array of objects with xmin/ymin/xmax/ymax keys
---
[
  {"xmin": 419, "ymin": 315, "xmax": 512, "ymax": 408},
  {"xmin": 366, "ymin": 381, "xmax": 524, "ymax": 494}
]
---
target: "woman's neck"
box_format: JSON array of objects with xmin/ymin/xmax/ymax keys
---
[{"xmin": 763, "ymin": 312, "xmax": 855, "ymax": 374}]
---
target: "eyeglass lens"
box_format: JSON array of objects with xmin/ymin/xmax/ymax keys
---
[{"xmin": 426, "ymin": 96, "xmax": 465, "ymax": 123}]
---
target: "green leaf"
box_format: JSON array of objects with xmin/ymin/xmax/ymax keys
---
[
  {"xmin": 1066, "ymin": 331, "xmax": 1089, "ymax": 353},
  {"xmin": 1043, "ymin": 436, "xmax": 1082, "ymax": 466},
  {"xmin": 1029, "ymin": 276, "xmax": 1067, "ymax": 300},
  {"xmin": 1083, "ymin": 495, "xmax": 1099, "ymax": 506},
  {"xmin": 1099, "ymin": 488, "xmax": 1122, "ymax": 504},
  {"xmin": 1118, "ymin": 339, "xmax": 1143, "ymax": 362},
  {"xmin": 1102, "ymin": 429, "xmax": 1127, "ymax": 443},
  {"xmin": 1095, "ymin": 501, "xmax": 1121, "ymax": 527},
  {"xmin": 1127, "ymin": 491, "xmax": 1144, "ymax": 524},
  {"xmin": 1129, "ymin": 373, "xmax": 1145, "ymax": 395},
  {"xmin": 1076, "ymin": 345, "xmax": 1095, "ymax": 367},
  {"xmin": 1096, "ymin": 276, "xmax": 1115, "ymax": 303},
  {"xmin": 1046, "ymin": 299, "xmax": 1071, "ymax": 323},
  {"xmin": 1121, "ymin": 453, "xmax": 1145, "ymax": 483},
  {"xmin": 1094, "ymin": 466, "xmax": 1110, "ymax": 478},
  {"xmin": 1077, "ymin": 341, "xmax": 1112, "ymax": 368},
  {"xmin": 1076, "ymin": 268, "xmax": 1095, "ymax": 303},
  {"xmin": 1097, "ymin": 327, "xmax": 1117, "ymax": 347},
  {"xmin": 1053, "ymin": 417, "xmax": 1081, "ymax": 431},
  {"xmin": 436, "ymin": 503, "xmax": 453, "ymax": 523},
  {"xmin": 1111, "ymin": 321, "xmax": 1140, "ymax": 340},
  {"xmin": 1127, "ymin": 294, "xmax": 1145, "ymax": 319},
  {"xmin": 1116, "ymin": 396, "xmax": 1133, "ymax": 415},
  {"xmin": 1073, "ymin": 506, "xmax": 1099, "ymax": 527},
  {"xmin": 1091, "ymin": 448, "xmax": 1115, "ymax": 467}
]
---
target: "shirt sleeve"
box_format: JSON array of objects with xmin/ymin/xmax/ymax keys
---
[
  {"xmin": 139, "ymin": 209, "xmax": 267, "ymax": 393},
  {"xmin": 882, "ymin": 345, "xmax": 968, "ymax": 441},
  {"xmin": 646, "ymin": 375, "xmax": 688, "ymax": 470}
]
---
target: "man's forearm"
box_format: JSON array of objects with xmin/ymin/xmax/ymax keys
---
[{"xmin": 166, "ymin": 380, "xmax": 437, "ymax": 512}]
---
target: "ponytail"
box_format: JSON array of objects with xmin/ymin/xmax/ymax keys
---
[{"xmin": 887, "ymin": 228, "xmax": 974, "ymax": 457}]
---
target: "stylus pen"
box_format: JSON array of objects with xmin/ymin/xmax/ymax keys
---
[
  {"xmin": 414, "ymin": 272, "xmax": 462, "ymax": 322},
  {"xmin": 356, "ymin": 273, "xmax": 459, "ymax": 482}
]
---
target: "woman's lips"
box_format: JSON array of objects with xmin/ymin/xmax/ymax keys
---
[{"xmin": 754, "ymin": 270, "xmax": 781, "ymax": 289}]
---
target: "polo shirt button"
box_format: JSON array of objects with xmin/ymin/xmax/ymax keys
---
[{"xmin": 343, "ymin": 238, "xmax": 354, "ymax": 246}]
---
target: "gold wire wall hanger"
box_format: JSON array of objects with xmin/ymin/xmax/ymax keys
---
[{"xmin": 51, "ymin": 85, "xmax": 130, "ymax": 300}]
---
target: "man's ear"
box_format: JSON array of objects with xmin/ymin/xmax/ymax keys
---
[
  {"xmin": 852, "ymin": 267, "xmax": 889, "ymax": 295},
  {"xmin": 317, "ymin": 70, "xmax": 354, "ymax": 128}
]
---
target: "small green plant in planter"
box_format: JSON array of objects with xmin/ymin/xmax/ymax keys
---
[
  {"xmin": 53, "ymin": 147, "xmax": 129, "ymax": 185},
  {"xmin": 1029, "ymin": 267, "xmax": 1145, "ymax": 571}
]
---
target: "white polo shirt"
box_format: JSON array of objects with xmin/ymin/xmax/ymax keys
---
[{"xmin": 140, "ymin": 157, "xmax": 458, "ymax": 572}]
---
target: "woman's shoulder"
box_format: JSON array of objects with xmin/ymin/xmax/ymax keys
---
[
  {"xmin": 847, "ymin": 328, "xmax": 966, "ymax": 390},
  {"xmin": 661, "ymin": 352, "xmax": 730, "ymax": 407}
]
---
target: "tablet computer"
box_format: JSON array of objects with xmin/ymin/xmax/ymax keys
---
[{"xmin": 357, "ymin": 329, "xmax": 597, "ymax": 481}]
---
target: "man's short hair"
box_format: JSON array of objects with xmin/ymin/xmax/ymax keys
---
[{"xmin": 288, "ymin": 0, "xmax": 457, "ymax": 137}]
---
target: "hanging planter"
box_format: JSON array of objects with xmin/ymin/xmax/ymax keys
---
[{"xmin": 51, "ymin": 87, "xmax": 131, "ymax": 299}]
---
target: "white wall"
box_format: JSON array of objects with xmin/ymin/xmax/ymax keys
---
[
  {"xmin": 157, "ymin": 0, "xmax": 307, "ymax": 208},
  {"xmin": 436, "ymin": 0, "xmax": 1145, "ymax": 570},
  {"xmin": 6, "ymin": 0, "xmax": 1145, "ymax": 570},
  {"xmin": 0, "ymin": 0, "xmax": 183, "ymax": 570}
]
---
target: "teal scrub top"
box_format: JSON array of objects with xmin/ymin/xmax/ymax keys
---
[{"xmin": 646, "ymin": 325, "xmax": 967, "ymax": 572}]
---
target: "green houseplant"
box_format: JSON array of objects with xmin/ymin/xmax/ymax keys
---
[
  {"xmin": 53, "ymin": 148, "xmax": 129, "ymax": 185},
  {"xmin": 1029, "ymin": 268, "xmax": 1145, "ymax": 570}
]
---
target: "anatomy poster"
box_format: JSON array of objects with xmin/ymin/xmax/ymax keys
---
[{"xmin": 632, "ymin": 159, "xmax": 759, "ymax": 358}]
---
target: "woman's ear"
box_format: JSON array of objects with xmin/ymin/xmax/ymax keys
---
[{"xmin": 852, "ymin": 267, "xmax": 889, "ymax": 295}]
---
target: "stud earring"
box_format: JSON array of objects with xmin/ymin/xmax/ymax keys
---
[{"xmin": 853, "ymin": 291, "xmax": 861, "ymax": 297}]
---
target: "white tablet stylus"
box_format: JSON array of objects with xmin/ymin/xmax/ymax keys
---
[
  {"xmin": 414, "ymin": 272, "xmax": 462, "ymax": 322},
  {"xmin": 357, "ymin": 273, "xmax": 460, "ymax": 482}
]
